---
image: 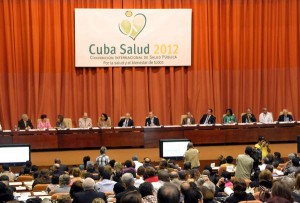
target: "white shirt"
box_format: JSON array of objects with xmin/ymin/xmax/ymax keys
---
[
  {"xmin": 133, "ymin": 160, "xmax": 143, "ymax": 170},
  {"xmin": 78, "ymin": 117, "xmax": 93, "ymax": 128},
  {"xmin": 259, "ymin": 112, "xmax": 273, "ymax": 123},
  {"xmin": 95, "ymin": 179, "xmax": 116, "ymax": 193}
]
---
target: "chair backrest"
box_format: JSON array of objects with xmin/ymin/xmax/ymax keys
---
[
  {"xmin": 180, "ymin": 115, "xmax": 187, "ymax": 124},
  {"xmin": 17, "ymin": 175, "xmax": 34, "ymax": 182},
  {"xmin": 32, "ymin": 184, "xmax": 48, "ymax": 192},
  {"xmin": 63, "ymin": 118, "xmax": 72, "ymax": 128}
]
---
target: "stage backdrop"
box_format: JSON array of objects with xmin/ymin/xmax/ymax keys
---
[
  {"xmin": 75, "ymin": 9, "xmax": 192, "ymax": 67},
  {"xmin": 0, "ymin": 0, "xmax": 299, "ymax": 129}
]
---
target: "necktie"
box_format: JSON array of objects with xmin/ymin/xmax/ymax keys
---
[{"xmin": 205, "ymin": 115, "xmax": 210, "ymax": 124}]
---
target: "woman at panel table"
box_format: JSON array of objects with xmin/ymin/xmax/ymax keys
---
[
  {"xmin": 98, "ymin": 113, "xmax": 111, "ymax": 127},
  {"xmin": 37, "ymin": 114, "xmax": 52, "ymax": 130},
  {"xmin": 223, "ymin": 108, "xmax": 237, "ymax": 124}
]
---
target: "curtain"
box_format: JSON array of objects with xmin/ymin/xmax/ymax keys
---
[{"xmin": 0, "ymin": 0, "xmax": 299, "ymax": 128}]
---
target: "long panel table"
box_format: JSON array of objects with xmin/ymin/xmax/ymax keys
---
[{"xmin": 0, "ymin": 123, "xmax": 299, "ymax": 150}]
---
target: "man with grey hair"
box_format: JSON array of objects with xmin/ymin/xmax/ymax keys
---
[
  {"xmin": 203, "ymin": 181, "xmax": 216, "ymax": 194},
  {"xmin": 18, "ymin": 114, "xmax": 33, "ymax": 129},
  {"xmin": 184, "ymin": 142, "xmax": 200, "ymax": 169},
  {"xmin": 116, "ymin": 173, "xmax": 137, "ymax": 203},
  {"xmin": 51, "ymin": 174, "xmax": 71, "ymax": 194},
  {"xmin": 152, "ymin": 170, "xmax": 170, "ymax": 194},
  {"xmin": 78, "ymin": 112, "xmax": 93, "ymax": 128},
  {"xmin": 73, "ymin": 177, "xmax": 106, "ymax": 203}
]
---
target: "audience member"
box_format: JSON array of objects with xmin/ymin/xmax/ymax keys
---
[
  {"xmin": 157, "ymin": 183, "xmax": 180, "ymax": 203},
  {"xmin": 50, "ymin": 174, "xmax": 71, "ymax": 194},
  {"xmin": 0, "ymin": 182, "xmax": 14, "ymax": 202},
  {"xmin": 0, "ymin": 164, "xmax": 15, "ymax": 181},
  {"xmin": 95, "ymin": 170, "xmax": 116, "ymax": 193},
  {"xmin": 79, "ymin": 156, "xmax": 91, "ymax": 170},
  {"xmin": 70, "ymin": 180, "xmax": 83, "ymax": 199},
  {"xmin": 235, "ymin": 146, "xmax": 254, "ymax": 179},
  {"xmin": 271, "ymin": 179, "xmax": 293, "ymax": 202},
  {"xmin": 152, "ymin": 170, "xmax": 170, "ymax": 194},
  {"xmin": 96, "ymin": 146, "xmax": 110, "ymax": 167},
  {"xmin": 116, "ymin": 173, "xmax": 138, "ymax": 203},
  {"xmin": 184, "ymin": 142, "xmax": 200, "ymax": 169},
  {"xmin": 284, "ymin": 157, "xmax": 300, "ymax": 176},
  {"xmin": 120, "ymin": 190, "xmax": 143, "ymax": 203},
  {"xmin": 46, "ymin": 174, "xmax": 60, "ymax": 193},
  {"xmin": 225, "ymin": 178, "xmax": 255, "ymax": 203},
  {"xmin": 132, "ymin": 155, "xmax": 143, "ymax": 170},
  {"xmin": 122, "ymin": 160, "xmax": 136, "ymax": 177},
  {"xmin": 274, "ymin": 152, "xmax": 284, "ymax": 163},
  {"xmin": 254, "ymin": 136, "xmax": 270, "ymax": 160},
  {"xmin": 185, "ymin": 184, "xmax": 203, "ymax": 203},
  {"xmin": 73, "ymin": 178, "xmax": 106, "ymax": 203},
  {"xmin": 54, "ymin": 158, "xmax": 69, "ymax": 173},
  {"xmin": 70, "ymin": 168, "xmax": 82, "ymax": 185},
  {"xmin": 199, "ymin": 185, "xmax": 216, "ymax": 203},
  {"xmin": 144, "ymin": 167, "xmax": 158, "ymax": 183},
  {"xmin": 32, "ymin": 169, "xmax": 51, "ymax": 188},
  {"xmin": 139, "ymin": 182, "xmax": 156, "ymax": 203}
]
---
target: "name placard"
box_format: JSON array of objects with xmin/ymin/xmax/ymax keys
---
[{"xmin": 75, "ymin": 9, "xmax": 192, "ymax": 67}]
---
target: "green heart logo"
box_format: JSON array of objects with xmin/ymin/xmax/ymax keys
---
[{"xmin": 119, "ymin": 11, "xmax": 147, "ymax": 40}]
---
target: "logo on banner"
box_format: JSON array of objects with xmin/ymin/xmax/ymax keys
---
[{"xmin": 119, "ymin": 11, "xmax": 147, "ymax": 40}]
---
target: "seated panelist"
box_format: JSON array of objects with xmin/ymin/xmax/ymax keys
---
[
  {"xmin": 182, "ymin": 112, "xmax": 195, "ymax": 125},
  {"xmin": 259, "ymin": 107, "xmax": 273, "ymax": 123},
  {"xmin": 118, "ymin": 113, "xmax": 134, "ymax": 127},
  {"xmin": 37, "ymin": 114, "xmax": 52, "ymax": 130},
  {"xmin": 223, "ymin": 108, "xmax": 236, "ymax": 124},
  {"xmin": 98, "ymin": 113, "xmax": 111, "ymax": 127},
  {"xmin": 18, "ymin": 114, "xmax": 34, "ymax": 130},
  {"xmin": 56, "ymin": 114, "xmax": 67, "ymax": 129},
  {"xmin": 199, "ymin": 109, "xmax": 216, "ymax": 124},
  {"xmin": 145, "ymin": 112, "xmax": 160, "ymax": 126},
  {"xmin": 278, "ymin": 109, "xmax": 293, "ymax": 122},
  {"xmin": 242, "ymin": 108, "xmax": 257, "ymax": 123},
  {"xmin": 79, "ymin": 112, "xmax": 93, "ymax": 128}
]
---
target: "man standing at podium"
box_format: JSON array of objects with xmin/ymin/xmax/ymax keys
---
[{"xmin": 145, "ymin": 112, "xmax": 160, "ymax": 126}]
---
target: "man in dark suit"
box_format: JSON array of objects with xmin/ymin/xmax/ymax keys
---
[
  {"xmin": 182, "ymin": 112, "xmax": 196, "ymax": 125},
  {"xmin": 118, "ymin": 113, "xmax": 134, "ymax": 127},
  {"xmin": 18, "ymin": 114, "xmax": 34, "ymax": 129},
  {"xmin": 54, "ymin": 158, "xmax": 69, "ymax": 173},
  {"xmin": 73, "ymin": 177, "xmax": 106, "ymax": 203},
  {"xmin": 199, "ymin": 109, "xmax": 216, "ymax": 124},
  {"xmin": 278, "ymin": 109, "xmax": 293, "ymax": 122},
  {"xmin": 242, "ymin": 108, "xmax": 257, "ymax": 123},
  {"xmin": 145, "ymin": 111, "xmax": 160, "ymax": 126},
  {"xmin": 116, "ymin": 173, "xmax": 137, "ymax": 203}
]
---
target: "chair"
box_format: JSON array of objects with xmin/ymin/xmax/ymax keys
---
[
  {"xmin": 241, "ymin": 113, "xmax": 246, "ymax": 122},
  {"xmin": 279, "ymin": 111, "xmax": 293, "ymax": 116},
  {"xmin": 32, "ymin": 184, "xmax": 48, "ymax": 192},
  {"xmin": 17, "ymin": 175, "xmax": 34, "ymax": 182},
  {"xmin": 240, "ymin": 201, "xmax": 262, "ymax": 203},
  {"xmin": 180, "ymin": 115, "xmax": 187, "ymax": 125},
  {"xmin": 63, "ymin": 118, "xmax": 72, "ymax": 128}
]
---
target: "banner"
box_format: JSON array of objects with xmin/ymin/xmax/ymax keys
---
[{"xmin": 75, "ymin": 9, "xmax": 192, "ymax": 67}]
